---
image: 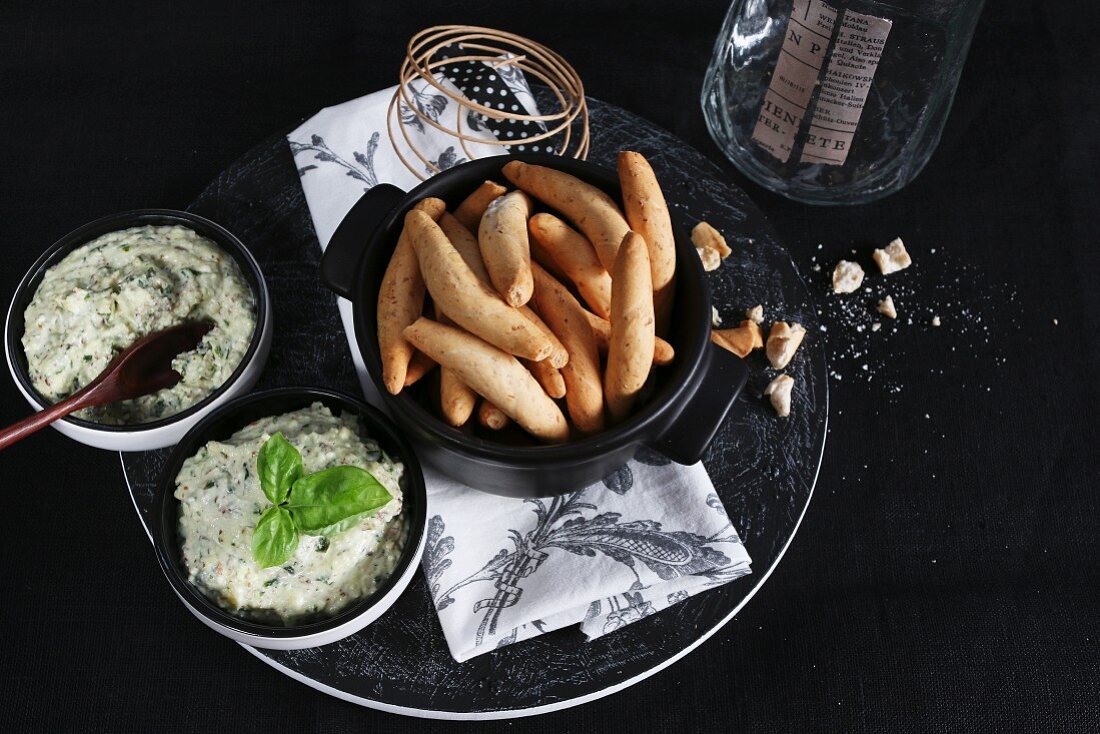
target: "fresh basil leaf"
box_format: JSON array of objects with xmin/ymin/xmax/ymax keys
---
[
  {"xmin": 287, "ymin": 466, "xmax": 392, "ymax": 535},
  {"xmin": 256, "ymin": 432, "xmax": 302, "ymax": 504},
  {"xmin": 309, "ymin": 510, "xmax": 375, "ymax": 538},
  {"xmin": 251, "ymin": 506, "xmax": 300, "ymax": 568}
]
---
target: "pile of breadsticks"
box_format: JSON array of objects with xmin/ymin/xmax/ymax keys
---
[{"xmin": 377, "ymin": 153, "xmax": 679, "ymax": 444}]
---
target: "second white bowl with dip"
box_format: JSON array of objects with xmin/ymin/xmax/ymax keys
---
[
  {"xmin": 3, "ymin": 209, "xmax": 272, "ymax": 451},
  {"xmin": 150, "ymin": 388, "xmax": 428, "ymax": 650}
]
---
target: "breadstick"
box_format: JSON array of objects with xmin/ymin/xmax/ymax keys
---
[
  {"xmin": 403, "ymin": 317, "xmax": 568, "ymax": 442},
  {"xmin": 618, "ymin": 151, "xmax": 676, "ymax": 327},
  {"xmin": 531, "ymin": 263, "xmax": 605, "ymax": 433},
  {"xmin": 477, "ymin": 400, "xmax": 510, "ymax": 430},
  {"xmin": 403, "ymin": 349, "xmax": 437, "ymax": 387},
  {"xmin": 437, "ymin": 212, "xmax": 568, "ymax": 369},
  {"xmin": 438, "ymin": 212, "xmax": 490, "ymax": 282},
  {"xmin": 377, "ymin": 197, "xmax": 446, "ymax": 394},
  {"xmin": 453, "ymin": 180, "xmax": 508, "ymax": 232},
  {"xmin": 479, "ymin": 191, "xmax": 534, "ymax": 307},
  {"xmin": 582, "ymin": 308, "xmax": 675, "ymax": 366},
  {"xmin": 436, "ymin": 312, "xmax": 477, "ymax": 426},
  {"xmin": 501, "ymin": 160, "xmax": 629, "ymax": 272},
  {"xmin": 436, "ymin": 211, "xmax": 568, "ymax": 368},
  {"xmin": 528, "ymin": 213, "xmax": 613, "ymax": 319},
  {"xmin": 406, "ymin": 210, "xmax": 552, "ymax": 362},
  {"xmin": 439, "ymin": 367, "xmax": 476, "ymax": 426},
  {"xmin": 605, "ymin": 232, "xmax": 655, "ymax": 422},
  {"xmin": 529, "ymin": 236, "xmax": 571, "ymax": 283},
  {"xmin": 523, "ymin": 358, "xmax": 567, "ymax": 399},
  {"xmin": 518, "ymin": 306, "xmax": 568, "ymax": 369}
]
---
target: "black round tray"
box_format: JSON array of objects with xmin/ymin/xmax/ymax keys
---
[{"xmin": 121, "ymin": 97, "xmax": 828, "ymax": 719}]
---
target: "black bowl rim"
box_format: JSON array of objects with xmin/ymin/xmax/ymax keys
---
[
  {"xmin": 152, "ymin": 386, "xmax": 428, "ymax": 639},
  {"xmin": 4, "ymin": 208, "xmax": 270, "ymax": 433},
  {"xmin": 352, "ymin": 153, "xmax": 712, "ymax": 463}
]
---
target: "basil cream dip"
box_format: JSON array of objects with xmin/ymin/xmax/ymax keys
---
[
  {"xmin": 174, "ymin": 403, "xmax": 408, "ymax": 625},
  {"xmin": 21, "ymin": 224, "xmax": 255, "ymax": 425}
]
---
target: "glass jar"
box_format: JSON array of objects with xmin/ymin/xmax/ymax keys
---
[{"xmin": 701, "ymin": 0, "xmax": 985, "ymax": 204}]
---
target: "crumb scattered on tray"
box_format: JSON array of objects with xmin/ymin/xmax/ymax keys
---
[
  {"xmin": 697, "ymin": 246, "xmax": 720, "ymax": 272},
  {"xmin": 711, "ymin": 320, "xmax": 763, "ymax": 358},
  {"xmin": 711, "ymin": 306, "xmax": 722, "ymax": 327},
  {"xmin": 764, "ymin": 374, "xmax": 794, "ymax": 417},
  {"xmin": 746, "ymin": 304, "xmax": 764, "ymax": 324},
  {"xmin": 877, "ymin": 295, "xmax": 897, "ymax": 319},
  {"xmin": 832, "ymin": 260, "xmax": 865, "ymax": 294},
  {"xmin": 693, "ymin": 221, "xmax": 731, "ymax": 272},
  {"xmin": 798, "ymin": 239, "xmax": 1015, "ymax": 399},
  {"xmin": 766, "ymin": 321, "xmax": 806, "ymax": 369}
]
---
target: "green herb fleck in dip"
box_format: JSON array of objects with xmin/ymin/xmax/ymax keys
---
[
  {"xmin": 174, "ymin": 403, "xmax": 408, "ymax": 625},
  {"xmin": 21, "ymin": 224, "xmax": 255, "ymax": 425}
]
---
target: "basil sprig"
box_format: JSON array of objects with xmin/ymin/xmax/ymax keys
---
[{"xmin": 250, "ymin": 432, "xmax": 392, "ymax": 568}]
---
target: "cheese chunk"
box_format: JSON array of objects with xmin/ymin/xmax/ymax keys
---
[
  {"xmin": 873, "ymin": 238, "xmax": 912, "ymax": 275},
  {"xmin": 877, "ymin": 295, "xmax": 897, "ymax": 319},
  {"xmin": 766, "ymin": 321, "xmax": 806, "ymax": 369},
  {"xmin": 765, "ymin": 374, "xmax": 794, "ymax": 417},
  {"xmin": 832, "ymin": 260, "xmax": 865, "ymax": 294}
]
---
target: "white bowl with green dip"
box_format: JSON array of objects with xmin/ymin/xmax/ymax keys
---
[
  {"xmin": 4, "ymin": 209, "xmax": 272, "ymax": 450},
  {"xmin": 150, "ymin": 388, "xmax": 427, "ymax": 650}
]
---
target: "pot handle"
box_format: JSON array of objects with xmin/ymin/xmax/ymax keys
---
[
  {"xmin": 320, "ymin": 183, "xmax": 407, "ymax": 299},
  {"xmin": 646, "ymin": 343, "xmax": 749, "ymax": 465}
]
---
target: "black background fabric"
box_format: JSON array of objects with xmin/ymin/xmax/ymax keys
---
[{"xmin": 1, "ymin": 1, "xmax": 1097, "ymax": 731}]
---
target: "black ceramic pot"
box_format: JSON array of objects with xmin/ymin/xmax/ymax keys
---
[{"xmin": 320, "ymin": 154, "xmax": 748, "ymax": 497}]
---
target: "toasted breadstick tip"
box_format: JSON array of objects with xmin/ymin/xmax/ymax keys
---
[
  {"xmin": 454, "ymin": 180, "xmax": 508, "ymax": 232},
  {"xmin": 524, "ymin": 358, "xmax": 567, "ymax": 399},
  {"xmin": 435, "ymin": 313, "xmax": 477, "ymax": 427},
  {"xmin": 478, "ymin": 400, "xmax": 510, "ymax": 430},
  {"xmin": 439, "ymin": 368, "xmax": 476, "ymax": 427},
  {"xmin": 415, "ymin": 197, "xmax": 447, "ymax": 221},
  {"xmin": 519, "ymin": 306, "xmax": 568, "ymax": 369},
  {"xmin": 403, "ymin": 349, "xmax": 437, "ymax": 387}
]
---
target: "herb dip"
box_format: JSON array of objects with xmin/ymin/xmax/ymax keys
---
[
  {"xmin": 22, "ymin": 224, "xmax": 255, "ymax": 425},
  {"xmin": 174, "ymin": 403, "xmax": 407, "ymax": 625}
]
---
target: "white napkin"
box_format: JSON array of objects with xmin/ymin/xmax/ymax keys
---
[{"xmin": 288, "ymin": 75, "xmax": 751, "ymax": 662}]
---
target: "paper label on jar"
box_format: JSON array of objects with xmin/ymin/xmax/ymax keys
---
[
  {"xmin": 799, "ymin": 8, "xmax": 893, "ymax": 165},
  {"xmin": 751, "ymin": 0, "xmax": 838, "ymax": 163},
  {"xmin": 751, "ymin": 1, "xmax": 892, "ymax": 166}
]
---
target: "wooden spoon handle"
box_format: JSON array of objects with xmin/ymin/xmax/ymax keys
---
[{"xmin": 0, "ymin": 393, "xmax": 92, "ymax": 451}]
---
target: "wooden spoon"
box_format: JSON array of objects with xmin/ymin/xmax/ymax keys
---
[{"xmin": 0, "ymin": 320, "xmax": 213, "ymax": 450}]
